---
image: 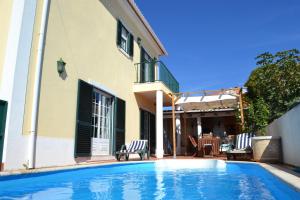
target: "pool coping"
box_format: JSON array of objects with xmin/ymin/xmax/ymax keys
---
[
  {"xmin": 259, "ymin": 163, "xmax": 300, "ymax": 192},
  {"xmin": 1, "ymin": 159, "xmax": 300, "ymax": 192},
  {"xmin": 0, "ymin": 160, "xmax": 154, "ymax": 177},
  {"xmin": 226, "ymin": 160, "xmax": 300, "ymax": 192}
]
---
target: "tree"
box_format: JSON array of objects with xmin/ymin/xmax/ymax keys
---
[
  {"xmin": 244, "ymin": 49, "xmax": 300, "ymax": 133},
  {"xmin": 244, "ymin": 97, "xmax": 270, "ymax": 134}
]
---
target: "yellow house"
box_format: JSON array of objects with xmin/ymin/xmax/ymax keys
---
[{"xmin": 0, "ymin": 0, "xmax": 179, "ymax": 171}]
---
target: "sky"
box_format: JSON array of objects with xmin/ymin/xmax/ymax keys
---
[{"xmin": 135, "ymin": 0, "xmax": 300, "ymax": 92}]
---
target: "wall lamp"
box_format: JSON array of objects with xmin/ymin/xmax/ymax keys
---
[
  {"xmin": 137, "ymin": 37, "xmax": 142, "ymax": 46},
  {"xmin": 57, "ymin": 58, "xmax": 66, "ymax": 75}
]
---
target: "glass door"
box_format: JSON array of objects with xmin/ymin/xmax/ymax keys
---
[
  {"xmin": 141, "ymin": 48, "xmax": 154, "ymax": 82},
  {"xmin": 140, "ymin": 110, "xmax": 156, "ymax": 155},
  {"xmin": 91, "ymin": 90, "xmax": 113, "ymax": 156}
]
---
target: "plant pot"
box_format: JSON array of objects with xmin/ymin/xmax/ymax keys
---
[{"xmin": 252, "ymin": 136, "xmax": 282, "ymax": 163}]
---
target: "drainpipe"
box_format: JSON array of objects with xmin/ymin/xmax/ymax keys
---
[{"xmin": 28, "ymin": 0, "xmax": 50, "ymax": 169}]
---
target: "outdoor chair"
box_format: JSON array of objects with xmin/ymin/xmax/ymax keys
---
[
  {"xmin": 115, "ymin": 140, "xmax": 149, "ymax": 161},
  {"xmin": 226, "ymin": 133, "xmax": 254, "ymax": 160},
  {"xmin": 188, "ymin": 135, "xmax": 198, "ymax": 157}
]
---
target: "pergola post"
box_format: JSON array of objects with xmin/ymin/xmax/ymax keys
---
[
  {"xmin": 238, "ymin": 88, "xmax": 245, "ymax": 130},
  {"xmin": 176, "ymin": 114, "xmax": 181, "ymax": 154},
  {"xmin": 197, "ymin": 116, "xmax": 202, "ymax": 138},
  {"xmin": 171, "ymin": 94, "xmax": 182, "ymax": 158},
  {"xmin": 184, "ymin": 112, "xmax": 187, "ymax": 156},
  {"xmin": 172, "ymin": 94, "xmax": 176, "ymax": 158}
]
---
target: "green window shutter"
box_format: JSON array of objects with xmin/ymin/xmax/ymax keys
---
[
  {"xmin": 114, "ymin": 97, "xmax": 126, "ymax": 152},
  {"xmin": 128, "ymin": 34, "xmax": 134, "ymax": 57},
  {"xmin": 75, "ymin": 80, "xmax": 93, "ymax": 157},
  {"xmin": 116, "ymin": 20, "xmax": 122, "ymax": 47},
  {"xmin": 0, "ymin": 100, "xmax": 8, "ymax": 164}
]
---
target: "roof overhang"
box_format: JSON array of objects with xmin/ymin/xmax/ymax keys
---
[{"xmin": 126, "ymin": 0, "xmax": 167, "ymax": 56}]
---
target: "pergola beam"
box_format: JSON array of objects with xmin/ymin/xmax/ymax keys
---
[
  {"xmin": 238, "ymin": 88, "xmax": 245, "ymax": 130},
  {"xmin": 172, "ymin": 87, "xmax": 241, "ymax": 97}
]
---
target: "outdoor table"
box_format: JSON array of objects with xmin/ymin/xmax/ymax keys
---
[{"xmin": 198, "ymin": 137, "xmax": 220, "ymax": 157}]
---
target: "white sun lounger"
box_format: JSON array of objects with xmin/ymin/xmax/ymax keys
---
[{"xmin": 115, "ymin": 140, "xmax": 149, "ymax": 161}]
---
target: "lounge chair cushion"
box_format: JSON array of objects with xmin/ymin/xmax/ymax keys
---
[{"xmin": 235, "ymin": 133, "xmax": 254, "ymax": 149}]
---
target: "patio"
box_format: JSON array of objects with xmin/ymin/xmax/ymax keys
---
[{"xmin": 163, "ymin": 87, "xmax": 246, "ymax": 158}]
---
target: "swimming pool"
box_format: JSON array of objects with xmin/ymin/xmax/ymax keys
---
[{"xmin": 0, "ymin": 160, "xmax": 299, "ymax": 200}]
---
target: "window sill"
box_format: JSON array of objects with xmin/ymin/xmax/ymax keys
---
[{"xmin": 117, "ymin": 46, "xmax": 133, "ymax": 60}]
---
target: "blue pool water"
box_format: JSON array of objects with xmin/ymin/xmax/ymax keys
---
[{"xmin": 0, "ymin": 160, "xmax": 299, "ymax": 200}]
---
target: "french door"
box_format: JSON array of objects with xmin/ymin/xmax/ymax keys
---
[
  {"xmin": 75, "ymin": 80, "xmax": 126, "ymax": 157},
  {"xmin": 91, "ymin": 90, "xmax": 113, "ymax": 156}
]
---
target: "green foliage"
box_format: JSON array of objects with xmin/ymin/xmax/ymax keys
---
[
  {"xmin": 244, "ymin": 49, "xmax": 300, "ymax": 132},
  {"xmin": 244, "ymin": 98, "xmax": 270, "ymax": 135}
]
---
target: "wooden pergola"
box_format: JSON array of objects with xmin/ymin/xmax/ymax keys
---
[{"xmin": 169, "ymin": 87, "xmax": 245, "ymax": 158}]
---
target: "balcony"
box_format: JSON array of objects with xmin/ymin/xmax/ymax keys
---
[{"xmin": 134, "ymin": 61, "xmax": 179, "ymax": 93}]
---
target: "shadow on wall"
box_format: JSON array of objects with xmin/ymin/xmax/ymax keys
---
[
  {"xmin": 134, "ymin": 93, "xmax": 156, "ymax": 113},
  {"xmin": 59, "ymin": 69, "xmax": 68, "ymax": 80}
]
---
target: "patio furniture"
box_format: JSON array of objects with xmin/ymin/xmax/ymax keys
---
[
  {"xmin": 115, "ymin": 140, "xmax": 149, "ymax": 161},
  {"xmin": 220, "ymin": 135, "xmax": 234, "ymax": 153},
  {"xmin": 226, "ymin": 133, "xmax": 254, "ymax": 160},
  {"xmin": 203, "ymin": 144, "xmax": 213, "ymax": 157},
  {"xmin": 202, "ymin": 133, "xmax": 213, "ymax": 138},
  {"xmin": 198, "ymin": 137, "xmax": 220, "ymax": 157},
  {"xmin": 188, "ymin": 135, "xmax": 198, "ymax": 157},
  {"xmin": 220, "ymin": 143, "xmax": 233, "ymax": 153}
]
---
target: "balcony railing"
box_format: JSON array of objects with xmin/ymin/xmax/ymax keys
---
[{"xmin": 135, "ymin": 61, "xmax": 179, "ymax": 93}]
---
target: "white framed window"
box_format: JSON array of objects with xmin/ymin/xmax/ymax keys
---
[
  {"xmin": 121, "ymin": 26, "xmax": 129, "ymax": 52},
  {"xmin": 117, "ymin": 20, "xmax": 133, "ymax": 57}
]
